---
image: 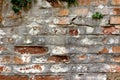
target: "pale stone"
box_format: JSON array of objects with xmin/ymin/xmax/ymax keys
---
[
  {"xmin": 86, "ymin": 27, "xmax": 94, "ymax": 33},
  {"xmin": 24, "ymin": 38, "xmax": 32, "ymax": 44},
  {"xmin": 37, "ymin": 0, "xmax": 52, "ymax": 8},
  {"xmin": 0, "ymin": 30, "xmax": 6, "ymax": 35},
  {"xmin": 50, "ymin": 64, "xmax": 68, "ymax": 72},
  {"xmin": 52, "ymin": 46, "xmax": 68, "ymax": 55},
  {"xmin": 98, "ymin": 5, "xmax": 104, "ymax": 9},
  {"xmin": 29, "ymin": 28, "xmax": 39, "ymax": 35},
  {"xmin": 81, "ymin": 38, "xmax": 95, "ymax": 45}
]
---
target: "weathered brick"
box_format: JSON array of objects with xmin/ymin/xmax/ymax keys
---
[
  {"xmin": 73, "ymin": 63, "xmax": 120, "ymax": 72},
  {"xmin": 78, "ymin": 0, "xmax": 91, "ymax": 5},
  {"xmin": 14, "ymin": 46, "xmax": 48, "ymax": 54},
  {"xmin": 13, "ymin": 64, "xmax": 43, "ymax": 73},
  {"xmin": 72, "ymin": 73, "xmax": 107, "ymax": 80},
  {"xmin": 47, "ymin": 55, "xmax": 70, "ymax": 63},
  {"xmin": 107, "ymin": 73, "xmax": 120, "ymax": 80},
  {"xmin": 0, "ymin": 65, "xmax": 11, "ymax": 73},
  {"xmin": 112, "ymin": 0, "xmax": 120, "ymax": 5},
  {"xmin": 102, "ymin": 26, "xmax": 117, "ymax": 34},
  {"xmin": 92, "ymin": 0, "xmax": 108, "ymax": 5},
  {"xmin": 111, "ymin": 56, "xmax": 120, "ymax": 62},
  {"xmin": 13, "ymin": 55, "xmax": 31, "ymax": 64},
  {"xmin": 109, "ymin": 64, "xmax": 120, "ymax": 72},
  {"xmin": 53, "ymin": 17, "xmax": 70, "ymax": 25},
  {"xmin": 99, "ymin": 48, "xmax": 109, "ymax": 54},
  {"xmin": 0, "ymin": 56, "xmax": 11, "ymax": 64},
  {"xmin": 112, "ymin": 46, "xmax": 120, "ymax": 53},
  {"xmin": 0, "ymin": 0, "xmax": 3, "ymax": 23},
  {"xmin": 0, "ymin": 75, "xmax": 28, "ymax": 80},
  {"xmin": 57, "ymin": 9, "xmax": 69, "ymax": 16},
  {"xmin": 110, "ymin": 16, "xmax": 120, "ymax": 24},
  {"xmin": 69, "ymin": 29, "xmax": 79, "ymax": 36},
  {"xmin": 50, "ymin": 64, "xmax": 70, "ymax": 72},
  {"xmin": 113, "ymin": 8, "xmax": 120, "ymax": 15},
  {"xmin": 1, "ymin": 0, "xmax": 120, "ymax": 78},
  {"xmin": 0, "ymin": 46, "xmax": 7, "ymax": 52},
  {"xmin": 75, "ymin": 54, "xmax": 105, "ymax": 63},
  {"xmin": 73, "ymin": 8, "xmax": 89, "ymax": 16}
]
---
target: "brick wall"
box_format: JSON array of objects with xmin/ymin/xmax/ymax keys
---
[{"xmin": 0, "ymin": 0, "xmax": 120, "ymax": 80}]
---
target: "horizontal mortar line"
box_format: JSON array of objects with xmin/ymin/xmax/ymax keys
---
[
  {"xmin": 1, "ymin": 72, "xmax": 111, "ymax": 74},
  {"xmin": 6, "ymin": 72, "xmax": 117, "ymax": 74},
  {"xmin": 4, "ymin": 44, "xmax": 120, "ymax": 48},
  {"xmin": 1, "ymin": 43, "xmax": 120, "ymax": 45},
  {"xmin": 32, "ymin": 34, "xmax": 120, "ymax": 36},
  {"xmin": 5, "ymin": 62, "xmax": 120, "ymax": 65},
  {"xmin": 34, "ymin": 34, "xmax": 120, "ymax": 36}
]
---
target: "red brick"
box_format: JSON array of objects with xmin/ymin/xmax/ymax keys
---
[
  {"xmin": 33, "ymin": 75, "xmax": 64, "ymax": 80},
  {"xmin": 0, "ymin": 65, "xmax": 11, "ymax": 73},
  {"xmin": 13, "ymin": 55, "xmax": 30, "ymax": 64},
  {"xmin": 0, "ymin": 46, "xmax": 7, "ymax": 51},
  {"xmin": 69, "ymin": 29, "xmax": 79, "ymax": 36},
  {"xmin": 110, "ymin": 16, "xmax": 120, "ymax": 24},
  {"xmin": 98, "ymin": 48, "xmax": 109, "ymax": 54},
  {"xmin": 0, "ymin": 0, "xmax": 3, "ymax": 23},
  {"xmin": 74, "ymin": 8, "xmax": 89, "ymax": 16},
  {"xmin": 113, "ymin": 8, "xmax": 120, "ymax": 15},
  {"xmin": 102, "ymin": 26, "xmax": 117, "ymax": 34},
  {"xmin": 107, "ymin": 73, "xmax": 120, "ymax": 80},
  {"xmin": 0, "ymin": 56, "xmax": 11, "ymax": 64},
  {"xmin": 78, "ymin": 55, "xmax": 87, "ymax": 61},
  {"xmin": 111, "ymin": 56, "xmax": 120, "ymax": 62},
  {"xmin": 112, "ymin": 46, "xmax": 120, "ymax": 53},
  {"xmin": 48, "ymin": 1, "xmax": 62, "ymax": 7},
  {"xmin": 0, "ymin": 14, "xmax": 2, "ymax": 23},
  {"xmin": 92, "ymin": 0, "xmax": 108, "ymax": 5},
  {"xmin": 14, "ymin": 64, "xmax": 43, "ymax": 73},
  {"xmin": 47, "ymin": 55, "xmax": 70, "ymax": 63},
  {"xmin": 54, "ymin": 17, "xmax": 70, "ymax": 25},
  {"xmin": 99, "ymin": 0, "xmax": 108, "ymax": 4},
  {"xmin": 58, "ymin": 9, "xmax": 69, "ymax": 16},
  {"xmin": 14, "ymin": 46, "xmax": 48, "ymax": 54},
  {"xmin": 78, "ymin": 0, "xmax": 91, "ymax": 5},
  {"xmin": 0, "ymin": 75, "xmax": 28, "ymax": 80},
  {"xmin": 109, "ymin": 64, "xmax": 120, "ymax": 72},
  {"xmin": 112, "ymin": 0, "xmax": 120, "ymax": 5}
]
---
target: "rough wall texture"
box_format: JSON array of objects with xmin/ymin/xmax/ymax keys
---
[{"xmin": 0, "ymin": 0, "xmax": 120, "ymax": 80}]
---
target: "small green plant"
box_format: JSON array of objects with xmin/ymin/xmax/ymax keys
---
[
  {"xmin": 11, "ymin": 0, "xmax": 33, "ymax": 13},
  {"xmin": 92, "ymin": 12, "xmax": 103, "ymax": 19},
  {"xmin": 65, "ymin": 0, "xmax": 78, "ymax": 7}
]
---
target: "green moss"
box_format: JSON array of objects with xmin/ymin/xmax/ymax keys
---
[
  {"xmin": 66, "ymin": 0, "xmax": 78, "ymax": 7},
  {"xmin": 11, "ymin": 0, "xmax": 33, "ymax": 13},
  {"xmin": 47, "ymin": 0, "xmax": 79, "ymax": 7},
  {"xmin": 92, "ymin": 12, "xmax": 104, "ymax": 19}
]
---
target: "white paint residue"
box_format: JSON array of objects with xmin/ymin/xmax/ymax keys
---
[
  {"xmin": 81, "ymin": 38, "xmax": 95, "ymax": 45},
  {"xmin": 86, "ymin": 27, "xmax": 94, "ymax": 33},
  {"xmin": 21, "ymin": 54, "xmax": 31, "ymax": 63},
  {"xmin": 29, "ymin": 27, "xmax": 39, "ymax": 35},
  {"xmin": 24, "ymin": 38, "xmax": 32, "ymax": 44},
  {"xmin": 53, "ymin": 18, "xmax": 59, "ymax": 24},
  {"xmin": 14, "ymin": 64, "xmax": 44, "ymax": 73},
  {"xmin": 50, "ymin": 64, "xmax": 68, "ymax": 72},
  {"xmin": 33, "ymin": 57, "xmax": 47, "ymax": 63},
  {"xmin": 27, "ymin": 22, "xmax": 39, "ymax": 28},
  {"xmin": 0, "ymin": 30, "xmax": 6, "ymax": 35},
  {"xmin": 52, "ymin": 46, "xmax": 68, "ymax": 55},
  {"xmin": 98, "ymin": 5, "xmax": 104, "ymax": 9}
]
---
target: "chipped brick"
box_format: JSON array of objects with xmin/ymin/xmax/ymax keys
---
[{"xmin": 14, "ymin": 46, "xmax": 48, "ymax": 54}]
